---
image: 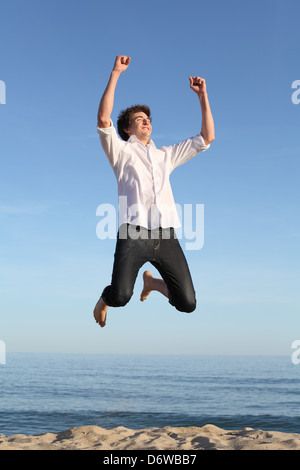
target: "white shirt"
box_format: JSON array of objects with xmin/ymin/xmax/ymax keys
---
[{"xmin": 97, "ymin": 122, "xmax": 210, "ymax": 229}]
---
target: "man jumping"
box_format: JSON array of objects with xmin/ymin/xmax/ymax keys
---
[{"xmin": 94, "ymin": 55, "xmax": 215, "ymax": 327}]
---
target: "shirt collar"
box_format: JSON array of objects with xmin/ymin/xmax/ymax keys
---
[{"xmin": 128, "ymin": 134, "xmax": 156, "ymax": 148}]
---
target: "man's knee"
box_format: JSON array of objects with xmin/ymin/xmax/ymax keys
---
[
  {"xmin": 102, "ymin": 285, "xmax": 133, "ymax": 307},
  {"xmin": 181, "ymin": 297, "xmax": 196, "ymax": 313},
  {"xmin": 111, "ymin": 289, "xmax": 133, "ymax": 307},
  {"xmin": 172, "ymin": 293, "xmax": 196, "ymax": 313}
]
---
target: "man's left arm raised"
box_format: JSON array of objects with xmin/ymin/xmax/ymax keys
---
[{"xmin": 189, "ymin": 76, "xmax": 215, "ymax": 146}]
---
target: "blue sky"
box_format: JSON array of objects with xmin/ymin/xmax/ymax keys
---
[{"xmin": 0, "ymin": 0, "xmax": 299, "ymax": 356}]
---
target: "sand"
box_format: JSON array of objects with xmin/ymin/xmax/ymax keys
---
[{"xmin": 1, "ymin": 424, "xmax": 300, "ymax": 450}]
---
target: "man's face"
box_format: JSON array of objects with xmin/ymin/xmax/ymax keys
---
[{"xmin": 124, "ymin": 112, "xmax": 152, "ymax": 143}]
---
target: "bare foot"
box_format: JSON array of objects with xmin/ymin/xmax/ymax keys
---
[
  {"xmin": 140, "ymin": 270, "xmax": 155, "ymax": 302},
  {"xmin": 93, "ymin": 297, "xmax": 108, "ymax": 327}
]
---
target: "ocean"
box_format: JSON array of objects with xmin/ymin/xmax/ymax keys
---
[{"xmin": 1, "ymin": 353, "xmax": 300, "ymax": 437}]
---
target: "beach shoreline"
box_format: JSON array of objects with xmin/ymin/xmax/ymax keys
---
[{"xmin": 1, "ymin": 424, "xmax": 300, "ymax": 450}]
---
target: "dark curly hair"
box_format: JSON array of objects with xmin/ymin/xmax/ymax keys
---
[{"xmin": 117, "ymin": 104, "xmax": 151, "ymax": 141}]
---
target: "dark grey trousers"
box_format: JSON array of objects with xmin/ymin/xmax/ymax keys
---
[{"xmin": 101, "ymin": 224, "xmax": 196, "ymax": 313}]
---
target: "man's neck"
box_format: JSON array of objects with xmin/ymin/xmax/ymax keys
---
[{"xmin": 130, "ymin": 134, "xmax": 151, "ymax": 146}]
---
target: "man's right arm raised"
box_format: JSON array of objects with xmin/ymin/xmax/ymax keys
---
[{"xmin": 97, "ymin": 55, "xmax": 131, "ymax": 128}]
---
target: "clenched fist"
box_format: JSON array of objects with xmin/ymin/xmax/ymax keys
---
[
  {"xmin": 189, "ymin": 76, "xmax": 207, "ymax": 96},
  {"xmin": 113, "ymin": 55, "xmax": 131, "ymax": 74}
]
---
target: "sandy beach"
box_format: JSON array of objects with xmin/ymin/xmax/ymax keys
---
[{"xmin": 1, "ymin": 424, "xmax": 300, "ymax": 450}]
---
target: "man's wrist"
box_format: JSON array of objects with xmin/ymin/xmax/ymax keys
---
[
  {"xmin": 198, "ymin": 91, "xmax": 208, "ymax": 99},
  {"xmin": 111, "ymin": 69, "xmax": 121, "ymax": 77}
]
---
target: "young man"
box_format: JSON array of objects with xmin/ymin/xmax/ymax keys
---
[{"xmin": 94, "ymin": 55, "xmax": 215, "ymax": 327}]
